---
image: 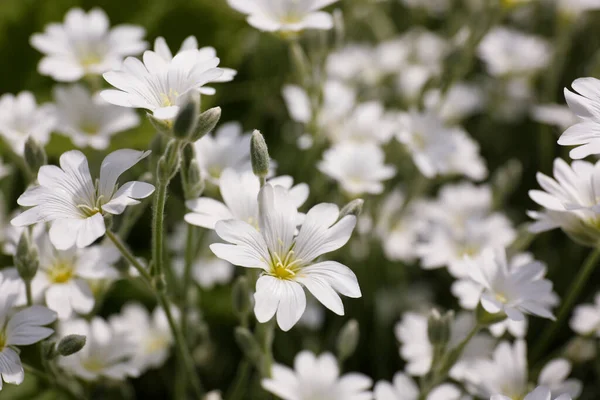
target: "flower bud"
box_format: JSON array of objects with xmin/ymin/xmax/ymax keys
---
[
  {"xmin": 14, "ymin": 230, "xmax": 39, "ymax": 282},
  {"xmin": 181, "ymin": 143, "xmax": 204, "ymax": 200},
  {"xmin": 157, "ymin": 140, "xmax": 181, "ymax": 184},
  {"xmin": 234, "ymin": 327, "xmax": 263, "ymax": 366},
  {"xmin": 42, "ymin": 341, "xmax": 57, "ymax": 360},
  {"xmin": 24, "ymin": 137, "xmax": 47, "ymax": 176},
  {"xmin": 232, "ymin": 276, "xmax": 251, "ymax": 319},
  {"xmin": 250, "ymin": 130, "xmax": 270, "ymax": 179},
  {"xmin": 57, "ymin": 334, "xmax": 86, "ymax": 356},
  {"xmin": 189, "ymin": 107, "xmax": 221, "ymax": 142},
  {"xmin": 339, "ymin": 199, "xmax": 364, "ymax": 220},
  {"xmin": 336, "ymin": 319, "xmax": 359, "ymax": 362},
  {"xmin": 173, "ymin": 97, "xmax": 199, "ymax": 140},
  {"xmin": 427, "ymin": 309, "xmax": 453, "ymax": 347},
  {"xmin": 475, "ymin": 303, "xmax": 507, "ymax": 326}
]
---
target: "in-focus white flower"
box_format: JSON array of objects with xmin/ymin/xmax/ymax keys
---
[
  {"xmin": 531, "ymin": 104, "xmax": 580, "ymax": 131},
  {"xmin": 262, "ymin": 351, "xmax": 372, "ymax": 400},
  {"xmin": 211, "ymin": 184, "xmax": 360, "ymax": 331},
  {"xmin": 53, "ymin": 84, "xmax": 140, "ymax": 150},
  {"xmin": 424, "ymin": 83, "xmax": 485, "ymax": 122},
  {"xmin": 228, "ymin": 0, "xmax": 340, "ymax": 32},
  {"xmin": 559, "ymin": 78, "xmax": 600, "ymax": 159},
  {"xmin": 30, "ymin": 7, "xmax": 147, "ymax": 82},
  {"xmin": 101, "ymin": 49, "xmax": 223, "ymax": 121},
  {"xmin": 11, "ymin": 149, "xmax": 154, "ymax": 250},
  {"xmin": 570, "ymin": 292, "xmax": 600, "ymax": 336},
  {"xmin": 0, "ymin": 92, "xmax": 56, "ymax": 156},
  {"xmin": 153, "ymin": 36, "xmax": 237, "ymax": 95},
  {"xmin": 0, "ymin": 275, "xmax": 56, "ymax": 391},
  {"xmin": 374, "ymin": 372, "xmax": 463, "ymax": 400},
  {"xmin": 467, "ymin": 248, "xmax": 557, "ymax": 321},
  {"xmin": 110, "ymin": 303, "xmax": 174, "ymax": 372},
  {"xmin": 528, "ymin": 158, "xmax": 600, "ymax": 246},
  {"xmin": 185, "ymin": 168, "xmax": 308, "ymax": 229},
  {"xmin": 395, "ymin": 111, "xmax": 487, "ymax": 180},
  {"xmin": 477, "ymin": 27, "xmax": 552, "ymax": 77},
  {"xmin": 58, "ymin": 317, "xmax": 139, "ymax": 381},
  {"xmin": 318, "ymin": 142, "xmax": 396, "ymax": 195}
]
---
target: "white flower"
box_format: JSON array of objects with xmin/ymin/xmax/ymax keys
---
[
  {"xmin": 570, "ymin": 292, "xmax": 600, "ymax": 336},
  {"xmin": 424, "ymin": 83, "xmax": 485, "ymax": 122},
  {"xmin": 185, "ymin": 168, "xmax": 308, "ymax": 229},
  {"xmin": 497, "ymin": 386, "xmax": 571, "ymax": 400},
  {"xmin": 555, "ymin": 0, "xmax": 600, "ymax": 18},
  {"xmin": 298, "ymin": 299, "xmax": 326, "ymax": 330},
  {"xmin": 228, "ymin": 0, "xmax": 340, "ymax": 32},
  {"xmin": 53, "ymin": 84, "xmax": 140, "ymax": 150},
  {"xmin": 30, "ymin": 7, "xmax": 147, "ymax": 82},
  {"xmin": 58, "ymin": 317, "xmax": 139, "ymax": 381},
  {"xmin": 395, "ymin": 111, "xmax": 486, "ymax": 180},
  {"xmin": 528, "ymin": 158, "xmax": 600, "ymax": 246},
  {"xmin": 262, "ymin": 351, "xmax": 372, "ymax": 400},
  {"xmin": 374, "ymin": 372, "xmax": 463, "ymax": 400},
  {"xmin": 0, "ymin": 275, "xmax": 56, "ymax": 391},
  {"xmin": 193, "ymin": 122, "xmax": 252, "ymax": 184},
  {"xmin": 211, "ymin": 184, "xmax": 360, "ymax": 331},
  {"xmin": 101, "ymin": 48, "xmax": 223, "ymax": 121},
  {"xmin": 467, "ymin": 248, "xmax": 557, "ymax": 321},
  {"xmin": 326, "ymin": 44, "xmax": 385, "ymax": 86},
  {"xmin": 477, "ymin": 27, "xmax": 552, "ymax": 77},
  {"xmin": 153, "ymin": 36, "xmax": 237, "ymax": 95},
  {"xmin": 531, "ymin": 104, "xmax": 580, "ymax": 131},
  {"xmin": 11, "ymin": 149, "xmax": 154, "ymax": 250},
  {"xmin": 0, "ymin": 92, "xmax": 56, "ymax": 156},
  {"xmin": 318, "ymin": 142, "xmax": 396, "ymax": 195},
  {"xmin": 109, "ymin": 303, "xmax": 174, "ymax": 372},
  {"xmin": 559, "ymin": 78, "xmax": 600, "ymax": 159}
]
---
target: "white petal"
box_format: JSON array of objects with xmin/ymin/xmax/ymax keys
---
[
  {"xmin": 98, "ymin": 149, "xmax": 151, "ymax": 200},
  {"xmin": 6, "ymin": 306, "xmax": 56, "ymax": 345}
]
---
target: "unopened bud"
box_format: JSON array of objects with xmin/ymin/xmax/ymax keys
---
[
  {"xmin": 475, "ymin": 303, "xmax": 506, "ymax": 326},
  {"xmin": 189, "ymin": 107, "xmax": 221, "ymax": 142},
  {"xmin": 250, "ymin": 130, "xmax": 270, "ymax": 179},
  {"xmin": 232, "ymin": 276, "xmax": 251, "ymax": 319},
  {"xmin": 14, "ymin": 231, "xmax": 39, "ymax": 282},
  {"xmin": 57, "ymin": 334, "xmax": 86, "ymax": 356},
  {"xmin": 336, "ymin": 319, "xmax": 359, "ymax": 362},
  {"xmin": 42, "ymin": 341, "xmax": 57, "ymax": 360},
  {"xmin": 234, "ymin": 327, "xmax": 263, "ymax": 366},
  {"xmin": 181, "ymin": 143, "xmax": 204, "ymax": 199},
  {"xmin": 173, "ymin": 97, "xmax": 199, "ymax": 140},
  {"xmin": 339, "ymin": 199, "xmax": 364, "ymax": 220},
  {"xmin": 24, "ymin": 137, "xmax": 47, "ymax": 176},
  {"xmin": 427, "ymin": 309, "xmax": 453, "ymax": 347},
  {"xmin": 157, "ymin": 140, "xmax": 181, "ymax": 183}
]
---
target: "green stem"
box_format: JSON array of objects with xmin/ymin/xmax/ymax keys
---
[
  {"xmin": 105, "ymin": 230, "xmax": 152, "ymax": 285},
  {"xmin": 152, "ymin": 181, "xmax": 168, "ymax": 278},
  {"xmin": 24, "ymin": 363, "xmax": 84, "ymax": 399},
  {"xmin": 25, "ymin": 280, "xmax": 33, "ymax": 306},
  {"xmin": 532, "ymin": 247, "xmax": 600, "ymax": 360},
  {"xmin": 226, "ymin": 361, "xmax": 251, "ymax": 400},
  {"xmin": 256, "ymin": 319, "xmax": 276, "ymax": 378},
  {"xmin": 181, "ymin": 224, "xmax": 196, "ymax": 334}
]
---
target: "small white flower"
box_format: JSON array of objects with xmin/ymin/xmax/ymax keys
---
[
  {"xmin": 211, "ymin": 184, "xmax": 360, "ymax": 331},
  {"xmin": 101, "ymin": 48, "xmax": 223, "ymax": 121},
  {"xmin": 496, "ymin": 386, "xmax": 571, "ymax": 400},
  {"xmin": 0, "ymin": 92, "xmax": 56, "ymax": 156},
  {"xmin": 374, "ymin": 372, "xmax": 463, "ymax": 400},
  {"xmin": 424, "ymin": 83, "xmax": 485, "ymax": 122},
  {"xmin": 58, "ymin": 317, "xmax": 139, "ymax": 381},
  {"xmin": 153, "ymin": 36, "xmax": 237, "ymax": 95},
  {"xmin": 228, "ymin": 0, "xmax": 340, "ymax": 32},
  {"xmin": 262, "ymin": 350, "xmax": 372, "ymax": 400},
  {"xmin": 0, "ymin": 275, "xmax": 56, "ymax": 391},
  {"xmin": 110, "ymin": 303, "xmax": 174, "ymax": 372},
  {"xmin": 318, "ymin": 142, "xmax": 396, "ymax": 195},
  {"xmin": 11, "ymin": 149, "xmax": 154, "ymax": 250},
  {"xmin": 531, "ymin": 104, "xmax": 580, "ymax": 131},
  {"xmin": 53, "ymin": 84, "xmax": 140, "ymax": 150},
  {"xmin": 570, "ymin": 292, "xmax": 600, "ymax": 336},
  {"xmin": 30, "ymin": 7, "xmax": 147, "ymax": 82},
  {"xmin": 477, "ymin": 27, "xmax": 552, "ymax": 77},
  {"xmin": 326, "ymin": 44, "xmax": 385, "ymax": 86},
  {"xmin": 467, "ymin": 248, "xmax": 557, "ymax": 321},
  {"xmin": 555, "ymin": 0, "xmax": 600, "ymax": 18},
  {"xmin": 185, "ymin": 168, "xmax": 308, "ymax": 229}
]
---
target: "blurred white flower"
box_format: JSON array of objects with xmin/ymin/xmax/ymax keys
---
[
  {"xmin": 110, "ymin": 303, "xmax": 174, "ymax": 372},
  {"xmin": 424, "ymin": 83, "xmax": 485, "ymax": 122},
  {"xmin": 395, "ymin": 111, "xmax": 487, "ymax": 180},
  {"xmin": 506, "ymin": 386, "xmax": 572, "ymax": 400},
  {"xmin": 559, "ymin": 78, "xmax": 600, "ymax": 159},
  {"xmin": 262, "ymin": 351, "xmax": 372, "ymax": 400},
  {"xmin": 30, "ymin": 7, "xmax": 147, "ymax": 82},
  {"xmin": 331, "ymin": 101, "xmax": 396, "ymax": 144},
  {"xmin": 478, "ymin": 27, "xmax": 552, "ymax": 77},
  {"xmin": 326, "ymin": 44, "xmax": 385, "ymax": 86},
  {"xmin": 0, "ymin": 159, "xmax": 10, "ymax": 181},
  {"xmin": 374, "ymin": 372, "xmax": 463, "ymax": 400},
  {"xmin": 467, "ymin": 248, "xmax": 557, "ymax": 321},
  {"xmin": 0, "ymin": 276, "xmax": 56, "ymax": 392},
  {"xmin": 318, "ymin": 142, "xmax": 396, "ymax": 195},
  {"xmin": 0, "ymin": 92, "xmax": 56, "ymax": 156},
  {"xmin": 101, "ymin": 49, "xmax": 223, "ymax": 121},
  {"xmin": 570, "ymin": 292, "xmax": 600, "ymax": 336},
  {"xmin": 58, "ymin": 317, "xmax": 139, "ymax": 381},
  {"xmin": 211, "ymin": 184, "xmax": 360, "ymax": 331},
  {"xmin": 185, "ymin": 168, "xmax": 308, "ymax": 229},
  {"xmin": 531, "ymin": 104, "xmax": 580, "ymax": 131},
  {"xmin": 153, "ymin": 36, "xmax": 237, "ymax": 95},
  {"xmin": 11, "ymin": 149, "xmax": 154, "ymax": 250},
  {"xmin": 298, "ymin": 299, "xmax": 326, "ymax": 330},
  {"xmin": 53, "ymin": 84, "xmax": 140, "ymax": 150},
  {"xmin": 554, "ymin": 0, "xmax": 600, "ymax": 18},
  {"xmin": 228, "ymin": 0, "xmax": 340, "ymax": 32}
]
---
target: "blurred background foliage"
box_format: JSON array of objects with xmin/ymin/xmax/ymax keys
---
[{"xmin": 1, "ymin": 0, "xmax": 600, "ymax": 399}]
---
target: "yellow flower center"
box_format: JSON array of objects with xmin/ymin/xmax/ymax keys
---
[
  {"xmin": 82, "ymin": 357, "xmax": 104, "ymax": 373},
  {"xmin": 495, "ymin": 292, "xmax": 508, "ymax": 304},
  {"xmin": 80, "ymin": 53, "xmax": 103, "ymax": 68},
  {"xmin": 144, "ymin": 334, "xmax": 170, "ymax": 354},
  {"xmin": 79, "ymin": 122, "xmax": 99, "ymax": 136},
  {"xmin": 48, "ymin": 261, "xmax": 75, "ymax": 284},
  {"xmin": 160, "ymin": 89, "xmax": 180, "ymax": 107},
  {"xmin": 269, "ymin": 250, "xmax": 303, "ymax": 280}
]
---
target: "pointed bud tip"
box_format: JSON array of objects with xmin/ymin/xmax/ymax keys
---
[
  {"xmin": 57, "ymin": 334, "xmax": 87, "ymax": 356},
  {"xmin": 250, "ymin": 130, "xmax": 270, "ymax": 178}
]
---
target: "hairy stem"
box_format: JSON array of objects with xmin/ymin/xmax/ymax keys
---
[
  {"xmin": 105, "ymin": 230, "xmax": 152, "ymax": 285},
  {"xmin": 152, "ymin": 181, "xmax": 168, "ymax": 278}
]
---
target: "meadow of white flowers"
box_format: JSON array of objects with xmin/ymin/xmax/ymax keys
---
[{"xmin": 0, "ymin": 0, "xmax": 600, "ymax": 399}]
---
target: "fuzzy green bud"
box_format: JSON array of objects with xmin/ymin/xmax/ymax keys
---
[
  {"xmin": 14, "ymin": 230, "xmax": 39, "ymax": 282},
  {"xmin": 157, "ymin": 140, "xmax": 181, "ymax": 184},
  {"xmin": 336, "ymin": 319, "xmax": 359, "ymax": 362},
  {"xmin": 181, "ymin": 143, "xmax": 204, "ymax": 199},
  {"xmin": 57, "ymin": 334, "xmax": 87, "ymax": 356},
  {"xmin": 232, "ymin": 276, "xmax": 251, "ymax": 319},
  {"xmin": 189, "ymin": 107, "xmax": 221, "ymax": 142},
  {"xmin": 427, "ymin": 309, "xmax": 453, "ymax": 347},
  {"xmin": 24, "ymin": 137, "xmax": 47, "ymax": 176},
  {"xmin": 173, "ymin": 97, "xmax": 199, "ymax": 140},
  {"xmin": 234, "ymin": 327, "xmax": 263, "ymax": 366},
  {"xmin": 250, "ymin": 130, "xmax": 270, "ymax": 179},
  {"xmin": 339, "ymin": 199, "xmax": 364, "ymax": 220}
]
